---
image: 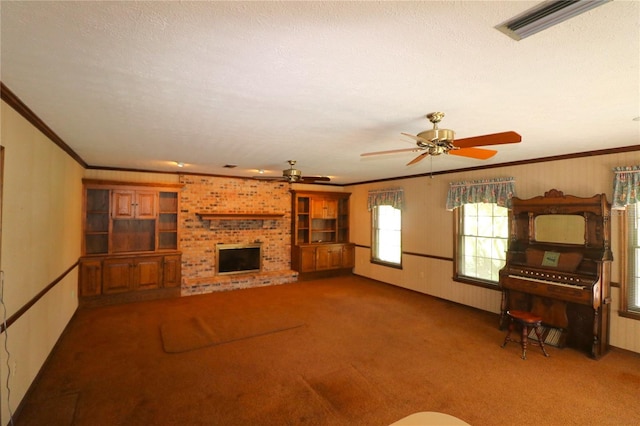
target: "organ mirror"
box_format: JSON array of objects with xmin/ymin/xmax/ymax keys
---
[{"xmin": 534, "ymin": 214, "xmax": 585, "ymax": 245}]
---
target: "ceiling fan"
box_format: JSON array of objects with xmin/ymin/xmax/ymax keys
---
[
  {"xmin": 361, "ymin": 112, "xmax": 521, "ymax": 165},
  {"xmin": 254, "ymin": 160, "xmax": 331, "ymax": 183}
]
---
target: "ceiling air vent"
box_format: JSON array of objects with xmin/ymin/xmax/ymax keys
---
[{"xmin": 495, "ymin": 0, "xmax": 611, "ymax": 41}]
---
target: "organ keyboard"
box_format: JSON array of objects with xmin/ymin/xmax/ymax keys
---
[
  {"xmin": 503, "ymin": 267, "xmax": 598, "ymax": 307},
  {"xmin": 498, "ymin": 189, "xmax": 612, "ymax": 359},
  {"xmin": 507, "ymin": 274, "xmax": 588, "ymax": 290}
]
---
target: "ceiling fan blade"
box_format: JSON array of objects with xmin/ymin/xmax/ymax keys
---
[
  {"xmin": 454, "ymin": 131, "xmax": 521, "ymax": 148},
  {"xmin": 301, "ymin": 176, "xmax": 331, "ymax": 183},
  {"xmin": 407, "ymin": 152, "xmax": 430, "ymax": 166},
  {"xmin": 448, "ymin": 147, "xmax": 497, "ymax": 160},
  {"xmin": 361, "ymin": 147, "xmax": 421, "ymax": 157}
]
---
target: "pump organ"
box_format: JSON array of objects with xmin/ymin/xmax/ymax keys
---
[{"xmin": 498, "ymin": 189, "xmax": 612, "ymax": 359}]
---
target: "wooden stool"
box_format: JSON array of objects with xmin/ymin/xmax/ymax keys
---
[{"xmin": 501, "ymin": 310, "xmax": 550, "ymax": 360}]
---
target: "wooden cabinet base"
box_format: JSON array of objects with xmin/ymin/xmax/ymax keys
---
[
  {"xmin": 79, "ymin": 252, "xmax": 181, "ymax": 306},
  {"xmin": 292, "ymin": 243, "xmax": 355, "ymax": 276},
  {"xmin": 79, "ymin": 286, "xmax": 181, "ymax": 308}
]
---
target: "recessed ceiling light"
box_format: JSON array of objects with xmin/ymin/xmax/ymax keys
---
[{"xmin": 175, "ymin": 161, "xmax": 184, "ymax": 168}]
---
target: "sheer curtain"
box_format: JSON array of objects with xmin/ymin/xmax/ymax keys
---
[{"xmin": 446, "ymin": 177, "xmax": 516, "ymax": 210}]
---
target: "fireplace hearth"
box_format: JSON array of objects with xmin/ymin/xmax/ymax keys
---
[{"xmin": 216, "ymin": 243, "xmax": 262, "ymax": 275}]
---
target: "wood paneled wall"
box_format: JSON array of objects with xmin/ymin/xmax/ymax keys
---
[{"xmin": 348, "ymin": 150, "xmax": 640, "ymax": 353}]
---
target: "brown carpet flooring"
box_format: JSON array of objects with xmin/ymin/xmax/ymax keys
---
[{"xmin": 15, "ymin": 275, "xmax": 640, "ymax": 425}]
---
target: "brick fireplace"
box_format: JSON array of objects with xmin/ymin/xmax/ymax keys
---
[{"xmin": 179, "ymin": 175, "xmax": 298, "ymax": 295}]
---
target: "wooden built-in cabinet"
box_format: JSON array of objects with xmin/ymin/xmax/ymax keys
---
[
  {"xmin": 291, "ymin": 190, "xmax": 354, "ymax": 279},
  {"xmin": 79, "ymin": 179, "xmax": 182, "ymax": 305}
]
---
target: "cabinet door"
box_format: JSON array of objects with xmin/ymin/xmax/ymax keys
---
[
  {"xmin": 316, "ymin": 245, "xmax": 343, "ymax": 270},
  {"xmin": 163, "ymin": 254, "xmax": 182, "ymax": 288},
  {"xmin": 84, "ymin": 189, "xmax": 110, "ymax": 255},
  {"xmin": 325, "ymin": 199, "xmax": 338, "ymax": 218},
  {"xmin": 342, "ymin": 244, "xmax": 355, "ymax": 268},
  {"xmin": 112, "ymin": 191, "xmax": 136, "ymax": 218},
  {"xmin": 337, "ymin": 197, "xmax": 349, "ymax": 243},
  {"xmin": 135, "ymin": 191, "xmax": 157, "ymax": 218},
  {"xmin": 158, "ymin": 192, "xmax": 179, "ymax": 250},
  {"xmin": 79, "ymin": 259, "xmax": 102, "ymax": 297},
  {"xmin": 135, "ymin": 256, "xmax": 162, "ymax": 290},
  {"xmin": 311, "ymin": 199, "xmax": 324, "ymax": 218},
  {"xmin": 103, "ymin": 258, "xmax": 135, "ymax": 294},
  {"xmin": 300, "ymin": 246, "xmax": 316, "ymax": 272}
]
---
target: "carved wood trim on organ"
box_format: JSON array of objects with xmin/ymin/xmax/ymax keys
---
[{"xmin": 499, "ymin": 189, "xmax": 612, "ymax": 359}]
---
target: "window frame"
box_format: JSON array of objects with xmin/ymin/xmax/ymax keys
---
[
  {"xmin": 453, "ymin": 202, "xmax": 509, "ymax": 290},
  {"xmin": 619, "ymin": 205, "xmax": 640, "ymax": 321},
  {"xmin": 371, "ymin": 204, "xmax": 402, "ymax": 269}
]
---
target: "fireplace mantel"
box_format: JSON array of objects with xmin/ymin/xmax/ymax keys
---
[{"xmin": 197, "ymin": 212, "xmax": 285, "ymax": 220}]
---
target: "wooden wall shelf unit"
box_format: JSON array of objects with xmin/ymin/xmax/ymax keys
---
[
  {"xmin": 291, "ymin": 190, "xmax": 354, "ymax": 280},
  {"xmin": 79, "ymin": 179, "xmax": 183, "ymax": 305}
]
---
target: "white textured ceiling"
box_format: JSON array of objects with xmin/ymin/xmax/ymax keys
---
[{"xmin": 1, "ymin": 1, "xmax": 639, "ymax": 184}]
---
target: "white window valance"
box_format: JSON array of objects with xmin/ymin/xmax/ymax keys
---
[
  {"xmin": 367, "ymin": 188, "xmax": 405, "ymax": 211},
  {"xmin": 612, "ymin": 165, "xmax": 640, "ymax": 210},
  {"xmin": 446, "ymin": 177, "xmax": 516, "ymax": 211}
]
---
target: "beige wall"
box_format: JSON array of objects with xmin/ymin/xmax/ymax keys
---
[
  {"xmin": 348, "ymin": 151, "xmax": 640, "ymax": 354},
  {"xmin": 0, "ymin": 100, "xmax": 84, "ymax": 422}
]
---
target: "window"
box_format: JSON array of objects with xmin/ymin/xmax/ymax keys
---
[
  {"xmin": 372, "ymin": 205, "xmax": 401, "ymax": 266},
  {"xmin": 621, "ymin": 203, "xmax": 640, "ymax": 319},
  {"xmin": 613, "ymin": 165, "xmax": 640, "ymax": 320},
  {"xmin": 455, "ymin": 202, "xmax": 508, "ymax": 285}
]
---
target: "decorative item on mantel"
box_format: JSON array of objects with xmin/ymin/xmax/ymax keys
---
[{"xmin": 196, "ymin": 211, "xmax": 286, "ymax": 229}]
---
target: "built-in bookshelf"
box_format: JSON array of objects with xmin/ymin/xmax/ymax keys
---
[
  {"xmin": 290, "ymin": 190, "xmax": 354, "ymax": 279},
  {"xmin": 79, "ymin": 179, "xmax": 183, "ymax": 304}
]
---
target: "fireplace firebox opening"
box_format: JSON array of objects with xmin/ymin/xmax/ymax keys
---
[{"xmin": 216, "ymin": 243, "xmax": 262, "ymax": 275}]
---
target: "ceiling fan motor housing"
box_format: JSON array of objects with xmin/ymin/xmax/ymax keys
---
[
  {"xmin": 283, "ymin": 167, "xmax": 302, "ymax": 182},
  {"xmin": 416, "ymin": 128, "xmax": 455, "ymax": 144}
]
